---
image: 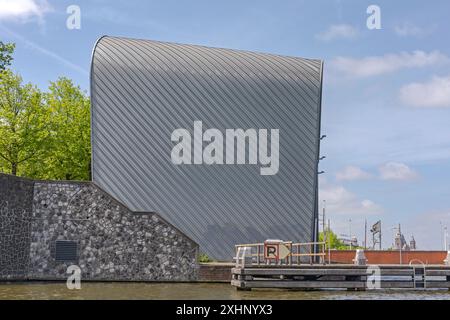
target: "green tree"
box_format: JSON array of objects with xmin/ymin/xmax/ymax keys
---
[
  {"xmin": 320, "ymin": 228, "xmax": 364, "ymax": 250},
  {"xmin": 37, "ymin": 77, "xmax": 91, "ymax": 180},
  {"xmin": 198, "ymin": 253, "xmax": 214, "ymax": 263},
  {"xmin": 0, "ymin": 70, "xmax": 50, "ymax": 175},
  {"xmin": 0, "ymin": 42, "xmax": 91, "ymax": 180},
  {"xmin": 319, "ymin": 228, "xmax": 347, "ymax": 250},
  {"xmin": 0, "ymin": 41, "xmax": 15, "ymax": 71}
]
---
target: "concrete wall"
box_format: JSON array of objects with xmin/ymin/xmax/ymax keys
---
[
  {"xmin": 329, "ymin": 250, "xmax": 447, "ymax": 265},
  {"xmin": 0, "ymin": 173, "xmax": 199, "ymax": 281}
]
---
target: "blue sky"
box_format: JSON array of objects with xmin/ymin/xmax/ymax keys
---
[{"xmin": 1, "ymin": 0, "xmax": 450, "ymax": 249}]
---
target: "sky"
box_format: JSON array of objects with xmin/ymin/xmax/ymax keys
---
[{"xmin": 1, "ymin": 0, "xmax": 450, "ymax": 250}]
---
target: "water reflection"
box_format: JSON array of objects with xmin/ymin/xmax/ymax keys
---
[{"xmin": 0, "ymin": 282, "xmax": 449, "ymax": 300}]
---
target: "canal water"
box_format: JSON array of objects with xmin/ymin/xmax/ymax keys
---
[{"xmin": 1, "ymin": 282, "xmax": 450, "ymax": 300}]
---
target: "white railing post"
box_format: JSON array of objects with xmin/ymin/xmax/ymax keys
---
[
  {"xmin": 235, "ymin": 246, "xmax": 252, "ymax": 268},
  {"xmin": 444, "ymin": 251, "xmax": 450, "ymax": 266},
  {"xmin": 353, "ymin": 249, "xmax": 367, "ymax": 265}
]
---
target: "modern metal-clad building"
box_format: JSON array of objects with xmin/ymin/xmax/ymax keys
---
[{"xmin": 90, "ymin": 36, "xmax": 323, "ymax": 260}]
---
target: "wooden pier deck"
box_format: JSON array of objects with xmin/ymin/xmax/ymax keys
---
[{"xmin": 231, "ymin": 264, "xmax": 450, "ymax": 290}]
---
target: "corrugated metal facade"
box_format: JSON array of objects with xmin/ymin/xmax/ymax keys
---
[{"xmin": 90, "ymin": 36, "xmax": 323, "ymax": 260}]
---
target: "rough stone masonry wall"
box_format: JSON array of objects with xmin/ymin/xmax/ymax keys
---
[
  {"xmin": 29, "ymin": 181, "xmax": 198, "ymax": 281},
  {"xmin": 0, "ymin": 173, "xmax": 199, "ymax": 281},
  {"xmin": 0, "ymin": 175, "xmax": 34, "ymax": 280}
]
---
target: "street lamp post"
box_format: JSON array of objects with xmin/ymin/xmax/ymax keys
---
[
  {"xmin": 440, "ymin": 222, "xmax": 448, "ymax": 251},
  {"xmin": 445, "ymin": 226, "xmax": 448, "ymax": 251},
  {"xmin": 398, "ymin": 224, "xmax": 402, "ymax": 265},
  {"xmin": 349, "ymin": 219, "xmax": 352, "ymax": 250},
  {"xmin": 322, "ymin": 200, "xmax": 326, "ymax": 242}
]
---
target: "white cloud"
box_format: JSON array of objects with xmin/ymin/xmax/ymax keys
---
[
  {"xmin": 379, "ymin": 162, "xmax": 418, "ymax": 181},
  {"xmin": 0, "ymin": 0, "xmax": 51, "ymax": 22},
  {"xmin": 361, "ymin": 199, "xmax": 376, "ymax": 209},
  {"xmin": 399, "ymin": 75, "xmax": 450, "ymax": 108},
  {"xmin": 336, "ymin": 165, "xmax": 372, "ymax": 181},
  {"xmin": 319, "ymin": 183, "xmax": 382, "ymax": 216},
  {"xmin": 331, "ymin": 51, "xmax": 449, "ymax": 78},
  {"xmin": 394, "ymin": 23, "xmax": 434, "ymax": 37},
  {"xmin": 319, "ymin": 179, "xmax": 383, "ymax": 246},
  {"xmin": 315, "ymin": 24, "xmax": 359, "ymax": 41}
]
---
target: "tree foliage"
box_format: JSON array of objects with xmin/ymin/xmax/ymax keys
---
[
  {"xmin": 0, "ymin": 70, "xmax": 50, "ymax": 175},
  {"xmin": 320, "ymin": 228, "xmax": 364, "ymax": 250},
  {"xmin": 0, "ymin": 42, "xmax": 15, "ymax": 71},
  {"xmin": 198, "ymin": 253, "xmax": 214, "ymax": 263},
  {"xmin": 38, "ymin": 78, "xmax": 91, "ymax": 180},
  {"xmin": 319, "ymin": 228, "xmax": 348, "ymax": 250},
  {"xmin": 0, "ymin": 71, "xmax": 91, "ymax": 180}
]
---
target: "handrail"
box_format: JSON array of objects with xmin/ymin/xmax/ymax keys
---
[
  {"xmin": 409, "ymin": 259, "xmax": 426, "ymax": 266},
  {"xmin": 235, "ymin": 241, "xmax": 325, "ymax": 247},
  {"xmin": 234, "ymin": 241, "xmax": 328, "ymax": 266}
]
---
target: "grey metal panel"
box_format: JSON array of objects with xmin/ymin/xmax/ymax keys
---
[
  {"xmin": 55, "ymin": 240, "xmax": 78, "ymax": 262},
  {"xmin": 90, "ymin": 36, "xmax": 323, "ymax": 261}
]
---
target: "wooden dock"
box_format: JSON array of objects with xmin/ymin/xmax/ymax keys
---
[{"xmin": 231, "ymin": 264, "xmax": 450, "ymax": 290}]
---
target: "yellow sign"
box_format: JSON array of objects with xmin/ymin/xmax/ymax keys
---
[{"xmin": 278, "ymin": 244, "xmax": 291, "ymax": 259}]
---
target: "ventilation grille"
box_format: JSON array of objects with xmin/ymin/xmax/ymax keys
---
[{"xmin": 55, "ymin": 240, "xmax": 78, "ymax": 262}]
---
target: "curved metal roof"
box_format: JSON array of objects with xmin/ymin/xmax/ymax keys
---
[{"xmin": 91, "ymin": 36, "xmax": 323, "ymax": 260}]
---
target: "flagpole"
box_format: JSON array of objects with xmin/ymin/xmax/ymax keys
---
[
  {"xmin": 379, "ymin": 221, "xmax": 382, "ymax": 250},
  {"xmin": 364, "ymin": 219, "xmax": 367, "ymax": 250}
]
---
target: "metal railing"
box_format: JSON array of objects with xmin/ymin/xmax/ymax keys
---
[{"xmin": 235, "ymin": 241, "xmax": 327, "ymax": 266}]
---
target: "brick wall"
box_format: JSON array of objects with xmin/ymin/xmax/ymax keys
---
[
  {"xmin": 329, "ymin": 250, "xmax": 448, "ymax": 265},
  {"xmin": 198, "ymin": 263, "xmax": 233, "ymax": 282}
]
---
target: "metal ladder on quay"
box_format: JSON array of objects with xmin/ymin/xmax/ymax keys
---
[{"xmin": 411, "ymin": 261, "xmax": 427, "ymax": 289}]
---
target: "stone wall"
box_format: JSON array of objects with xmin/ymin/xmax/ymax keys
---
[
  {"xmin": 0, "ymin": 173, "xmax": 199, "ymax": 281},
  {"xmin": 0, "ymin": 174, "xmax": 34, "ymax": 280}
]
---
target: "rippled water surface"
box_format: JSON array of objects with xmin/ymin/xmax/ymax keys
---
[{"xmin": 1, "ymin": 282, "xmax": 450, "ymax": 300}]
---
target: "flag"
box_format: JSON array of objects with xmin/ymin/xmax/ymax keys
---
[{"xmin": 371, "ymin": 220, "xmax": 381, "ymax": 233}]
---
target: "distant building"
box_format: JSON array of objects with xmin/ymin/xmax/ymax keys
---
[
  {"xmin": 339, "ymin": 236, "xmax": 359, "ymax": 248},
  {"xmin": 393, "ymin": 226, "xmax": 411, "ymax": 251},
  {"xmin": 410, "ymin": 236, "xmax": 416, "ymax": 250}
]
